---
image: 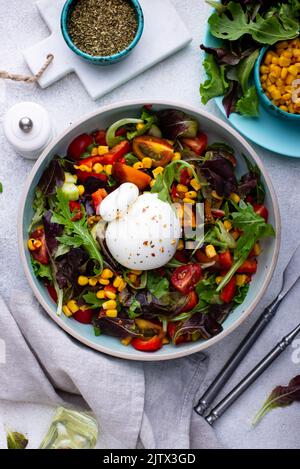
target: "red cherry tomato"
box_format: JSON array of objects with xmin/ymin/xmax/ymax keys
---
[
  {"xmin": 181, "ymin": 133, "xmax": 208, "ymax": 156},
  {"xmin": 179, "ymin": 290, "xmax": 198, "ymax": 313},
  {"xmin": 237, "ymin": 259, "xmax": 257, "ymax": 274},
  {"xmin": 174, "ymin": 250, "xmax": 189, "ymax": 264},
  {"xmin": 171, "ymin": 264, "xmax": 202, "ymax": 295},
  {"xmin": 94, "ymin": 129, "xmax": 107, "ymax": 145},
  {"xmin": 46, "ymin": 283, "xmax": 57, "ymax": 303},
  {"xmin": 219, "ymin": 250, "xmax": 233, "ymax": 270},
  {"xmin": 131, "ymin": 335, "xmax": 163, "ymax": 352},
  {"xmin": 69, "ymin": 201, "xmax": 83, "ymax": 221},
  {"xmin": 67, "ymin": 133, "xmax": 93, "ymax": 161},
  {"xmin": 253, "ymin": 203, "xmax": 268, "ymax": 222},
  {"xmin": 73, "ymin": 309, "xmax": 94, "ymax": 324},
  {"xmin": 30, "ymin": 227, "xmax": 49, "ymax": 265},
  {"xmin": 220, "ymin": 277, "xmax": 236, "ymax": 303}
]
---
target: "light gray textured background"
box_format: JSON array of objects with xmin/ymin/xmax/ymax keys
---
[{"xmin": 0, "ymin": 0, "xmax": 299, "ymax": 449}]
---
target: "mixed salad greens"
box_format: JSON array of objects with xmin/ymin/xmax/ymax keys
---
[
  {"xmin": 28, "ymin": 106, "xmax": 275, "ymax": 352},
  {"xmin": 201, "ymin": 0, "xmax": 300, "ymax": 116}
]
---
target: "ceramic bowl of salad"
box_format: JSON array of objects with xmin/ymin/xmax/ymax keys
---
[{"xmin": 18, "ymin": 100, "xmax": 280, "ymax": 361}]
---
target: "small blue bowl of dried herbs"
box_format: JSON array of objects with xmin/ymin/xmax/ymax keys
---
[{"xmin": 61, "ymin": 0, "xmax": 144, "ymax": 65}]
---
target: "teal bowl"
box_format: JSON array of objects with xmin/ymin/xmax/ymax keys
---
[
  {"xmin": 61, "ymin": 0, "xmax": 144, "ymax": 65},
  {"xmin": 254, "ymin": 46, "xmax": 300, "ymax": 121},
  {"xmin": 18, "ymin": 101, "xmax": 280, "ymax": 361}
]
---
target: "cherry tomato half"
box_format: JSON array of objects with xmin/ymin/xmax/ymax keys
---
[
  {"xmin": 181, "ymin": 133, "xmax": 208, "ymax": 156},
  {"xmin": 179, "ymin": 290, "xmax": 198, "ymax": 313},
  {"xmin": 67, "ymin": 133, "xmax": 93, "ymax": 161},
  {"xmin": 218, "ymin": 250, "xmax": 233, "ymax": 270},
  {"xmin": 131, "ymin": 335, "xmax": 163, "ymax": 352},
  {"xmin": 253, "ymin": 203, "xmax": 268, "ymax": 222},
  {"xmin": 94, "ymin": 129, "xmax": 107, "ymax": 145},
  {"xmin": 171, "ymin": 264, "xmax": 202, "ymax": 295},
  {"xmin": 133, "ymin": 136, "xmax": 174, "ymax": 167},
  {"xmin": 237, "ymin": 259, "xmax": 257, "ymax": 274},
  {"xmin": 73, "ymin": 309, "xmax": 94, "ymax": 324},
  {"xmin": 220, "ymin": 277, "xmax": 236, "ymax": 303},
  {"xmin": 69, "ymin": 201, "xmax": 83, "ymax": 221}
]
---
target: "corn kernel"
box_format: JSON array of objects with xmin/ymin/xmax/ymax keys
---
[
  {"xmin": 105, "ymin": 165, "xmax": 113, "ymax": 176},
  {"xmin": 224, "ymin": 220, "xmax": 232, "ymax": 231},
  {"xmin": 253, "ymin": 242, "xmax": 261, "ymax": 256},
  {"xmin": 271, "ymin": 89, "xmax": 281, "ymax": 100},
  {"xmin": 281, "ymin": 67, "xmax": 288, "ymax": 79},
  {"xmin": 286, "ymin": 73, "xmax": 295, "ymax": 85},
  {"xmin": 113, "ymin": 276, "xmax": 122, "ymax": 288},
  {"xmin": 101, "ymin": 268, "xmax": 114, "ymax": 279},
  {"xmin": 152, "ymin": 166, "xmax": 164, "ymax": 178},
  {"xmin": 278, "ymin": 56, "xmax": 291, "ymax": 67},
  {"xmin": 98, "ymin": 145, "xmax": 109, "ymax": 155},
  {"xmin": 177, "ymin": 184, "xmax": 188, "ymax": 193},
  {"xmin": 128, "ymin": 273, "xmax": 138, "ymax": 283},
  {"xmin": 190, "ymin": 178, "xmax": 201, "ymax": 191},
  {"xmin": 142, "ymin": 157, "xmax": 152, "ymax": 168},
  {"xmin": 78, "ymin": 275, "xmax": 89, "ymax": 286},
  {"xmin": 279, "ymin": 105, "xmax": 288, "ymax": 112},
  {"xmin": 62, "ymin": 305, "xmax": 73, "ymax": 317},
  {"xmin": 89, "ymin": 277, "xmax": 98, "ymax": 287},
  {"xmin": 236, "ymin": 274, "xmax": 248, "ymax": 287},
  {"xmin": 260, "ymin": 74, "xmax": 268, "ymax": 83},
  {"xmin": 150, "ymin": 179, "xmax": 156, "ymax": 188},
  {"xmin": 91, "ymin": 147, "xmax": 98, "ymax": 156},
  {"xmin": 78, "ymin": 185, "xmax": 85, "ymax": 196},
  {"xmin": 99, "ymin": 278, "xmax": 110, "ymax": 285},
  {"xmin": 105, "ymin": 290, "xmax": 116, "ymax": 300},
  {"xmin": 185, "ymin": 191, "xmax": 197, "ymax": 199},
  {"xmin": 288, "ymin": 65, "xmax": 298, "ymax": 77},
  {"xmin": 211, "ymin": 190, "xmax": 223, "ymax": 200},
  {"xmin": 283, "ymin": 50, "xmax": 293, "ymax": 58},
  {"xmin": 229, "ymin": 193, "xmax": 240, "ymax": 204},
  {"xmin": 172, "ymin": 152, "xmax": 181, "ymax": 161},
  {"xmin": 162, "ymin": 337, "xmax": 170, "ymax": 345},
  {"xmin": 264, "ymin": 52, "xmax": 273, "ymax": 65},
  {"xmin": 136, "ymin": 123, "xmax": 145, "ymax": 131},
  {"xmin": 103, "ymin": 300, "xmax": 117, "ymax": 310},
  {"xmin": 75, "ymin": 164, "xmax": 91, "ymax": 173},
  {"xmin": 183, "ymin": 197, "xmax": 195, "ymax": 205},
  {"xmin": 121, "ymin": 336, "xmax": 132, "ymax": 346},
  {"xmin": 205, "ymin": 244, "xmax": 217, "ymax": 258},
  {"xmin": 118, "ymin": 280, "xmax": 127, "ymax": 292},
  {"xmin": 67, "ymin": 300, "xmax": 79, "ymax": 314},
  {"xmin": 106, "ymin": 309, "xmax": 118, "ymax": 318},
  {"xmin": 131, "ymin": 270, "xmax": 142, "ymax": 275},
  {"xmin": 133, "ymin": 162, "xmax": 144, "ymax": 170},
  {"xmin": 28, "ymin": 238, "xmax": 42, "ymax": 251},
  {"xmin": 93, "ymin": 163, "xmax": 104, "ymax": 173},
  {"xmin": 260, "ymin": 65, "xmax": 269, "ymax": 74},
  {"xmin": 177, "ymin": 239, "xmax": 184, "ymax": 251},
  {"xmin": 215, "ymin": 276, "xmax": 224, "ymax": 285},
  {"xmin": 96, "ymin": 290, "xmax": 106, "ymax": 299}
]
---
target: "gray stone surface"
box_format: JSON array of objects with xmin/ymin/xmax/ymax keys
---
[{"xmin": 0, "ymin": 0, "xmax": 299, "ymax": 449}]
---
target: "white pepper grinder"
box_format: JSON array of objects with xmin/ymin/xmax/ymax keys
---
[{"xmin": 3, "ymin": 102, "xmax": 54, "ymax": 160}]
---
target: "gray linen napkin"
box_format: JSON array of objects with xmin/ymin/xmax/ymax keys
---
[{"xmin": 0, "ymin": 291, "xmax": 220, "ymax": 449}]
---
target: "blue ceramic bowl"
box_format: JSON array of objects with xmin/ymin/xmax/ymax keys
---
[
  {"xmin": 254, "ymin": 46, "xmax": 300, "ymax": 121},
  {"xmin": 18, "ymin": 101, "xmax": 280, "ymax": 361},
  {"xmin": 61, "ymin": 0, "xmax": 144, "ymax": 65}
]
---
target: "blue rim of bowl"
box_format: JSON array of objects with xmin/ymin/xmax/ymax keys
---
[
  {"xmin": 254, "ymin": 45, "xmax": 300, "ymax": 121},
  {"xmin": 61, "ymin": 0, "xmax": 144, "ymax": 63}
]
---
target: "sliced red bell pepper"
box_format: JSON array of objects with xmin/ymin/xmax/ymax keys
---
[
  {"xmin": 253, "ymin": 203, "xmax": 268, "ymax": 222},
  {"xmin": 92, "ymin": 188, "xmax": 108, "ymax": 211},
  {"xmin": 220, "ymin": 277, "xmax": 236, "ymax": 303},
  {"xmin": 69, "ymin": 201, "xmax": 83, "ymax": 221},
  {"xmin": 75, "ymin": 141, "xmax": 131, "ymax": 171},
  {"xmin": 131, "ymin": 335, "xmax": 163, "ymax": 352},
  {"xmin": 195, "ymin": 249, "xmax": 218, "ymax": 263},
  {"xmin": 73, "ymin": 309, "xmax": 94, "ymax": 324},
  {"xmin": 219, "ymin": 250, "xmax": 233, "ymax": 270},
  {"xmin": 179, "ymin": 168, "xmax": 191, "ymax": 185},
  {"xmin": 237, "ymin": 259, "xmax": 257, "ymax": 274}
]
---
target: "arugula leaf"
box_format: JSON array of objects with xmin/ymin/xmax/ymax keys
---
[
  {"xmin": 200, "ymin": 54, "xmax": 228, "ymax": 104},
  {"xmin": 56, "ymin": 233, "xmax": 84, "ymax": 249},
  {"xmin": 216, "ymin": 201, "xmax": 275, "ymax": 291},
  {"xmin": 127, "ymin": 109, "xmax": 157, "ymax": 140},
  {"xmin": 51, "ymin": 189, "xmax": 103, "ymax": 274},
  {"xmin": 205, "ymin": 220, "xmax": 236, "ymax": 250},
  {"xmin": 147, "ymin": 271, "xmax": 169, "ymax": 299},
  {"xmin": 83, "ymin": 291, "xmax": 105, "ymax": 309},
  {"xmin": 209, "ymin": 1, "xmax": 299, "ymax": 45},
  {"xmin": 31, "ymin": 258, "xmax": 53, "ymax": 282},
  {"xmin": 28, "ymin": 188, "xmax": 46, "ymax": 233},
  {"xmin": 236, "ymin": 87, "xmax": 259, "ymax": 117}
]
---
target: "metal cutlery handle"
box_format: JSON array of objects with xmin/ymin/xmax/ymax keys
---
[
  {"xmin": 205, "ymin": 322, "xmax": 300, "ymax": 425},
  {"xmin": 194, "ymin": 298, "xmax": 280, "ymax": 416}
]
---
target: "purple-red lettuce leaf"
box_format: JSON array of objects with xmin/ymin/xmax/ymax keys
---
[
  {"xmin": 253, "ymin": 375, "xmax": 300, "ymax": 426},
  {"xmin": 238, "ymin": 172, "xmax": 258, "ymax": 199},
  {"xmin": 173, "ymin": 311, "xmax": 223, "ymax": 344},
  {"xmin": 201, "ymin": 151, "xmax": 237, "ymax": 196},
  {"xmin": 200, "ymin": 44, "xmax": 256, "ymax": 66},
  {"xmin": 55, "ymin": 248, "xmax": 89, "ymax": 289},
  {"xmin": 157, "ymin": 109, "xmax": 199, "ymax": 140},
  {"xmin": 43, "ymin": 210, "xmax": 64, "ymax": 255},
  {"xmin": 38, "ymin": 158, "xmax": 65, "ymax": 196},
  {"xmin": 96, "ymin": 316, "xmax": 142, "ymax": 339},
  {"xmin": 223, "ymin": 80, "xmax": 239, "ymax": 117}
]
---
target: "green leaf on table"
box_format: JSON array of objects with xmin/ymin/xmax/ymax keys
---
[
  {"xmin": 200, "ymin": 55, "xmax": 228, "ymax": 104},
  {"xmin": 7, "ymin": 430, "xmax": 28, "ymax": 449},
  {"xmin": 208, "ymin": 1, "xmax": 299, "ymax": 45},
  {"xmin": 236, "ymin": 87, "xmax": 259, "ymax": 117}
]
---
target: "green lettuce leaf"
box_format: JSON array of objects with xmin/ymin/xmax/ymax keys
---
[
  {"xmin": 236, "ymin": 87, "xmax": 259, "ymax": 117},
  {"xmin": 200, "ymin": 54, "xmax": 228, "ymax": 104}
]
